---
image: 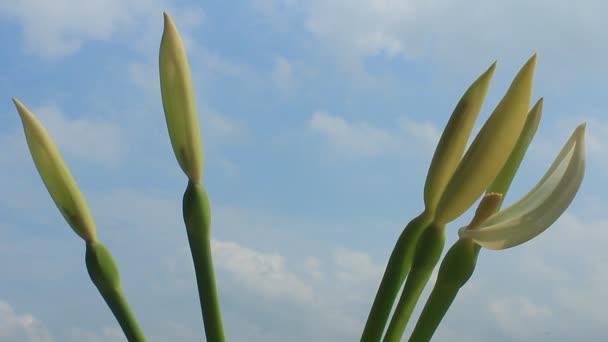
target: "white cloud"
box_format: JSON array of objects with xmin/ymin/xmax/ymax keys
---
[
  {"xmin": 29, "ymin": 104, "xmax": 125, "ymax": 167},
  {"xmin": 272, "ymin": 56, "xmax": 294, "ymax": 91},
  {"xmin": 69, "ymin": 326, "xmax": 124, "ymax": 342},
  {"xmin": 128, "ymin": 62, "xmax": 160, "ymax": 98},
  {"xmin": 305, "ymin": 0, "xmax": 427, "ymax": 58},
  {"xmin": 0, "ymin": 0, "xmax": 134, "ymax": 57},
  {"xmin": 488, "ymin": 296, "xmax": 553, "ymax": 338},
  {"xmin": 293, "ymin": 0, "xmax": 608, "ymax": 76},
  {"xmin": 583, "ymin": 116, "xmax": 608, "ymax": 170},
  {"xmin": 304, "ymin": 256, "xmax": 323, "ymax": 281},
  {"xmin": 0, "ymin": 301, "xmax": 51, "ymax": 342},
  {"xmin": 203, "ymin": 110, "xmax": 246, "ymax": 141},
  {"xmin": 0, "ymin": 0, "xmax": 204, "ymax": 58},
  {"xmin": 310, "ymin": 110, "xmax": 439, "ymax": 158},
  {"xmin": 399, "ymin": 117, "xmax": 441, "ymax": 149},
  {"xmin": 539, "ymin": 213, "xmax": 608, "ymax": 327},
  {"xmin": 212, "ymin": 239, "xmax": 315, "ymax": 303},
  {"xmin": 310, "ymin": 110, "xmax": 399, "ymax": 158},
  {"xmin": 333, "ymin": 248, "xmax": 382, "ymax": 283}
]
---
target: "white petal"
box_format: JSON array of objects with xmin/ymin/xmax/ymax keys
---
[{"xmin": 459, "ymin": 124, "xmax": 585, "ymax": 249}]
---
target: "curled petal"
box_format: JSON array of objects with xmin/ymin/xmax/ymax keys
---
[
  {"xmin": 13, "ymin": 98, "xmax": 97, "ymax": 243},
  {"xmin": 459, "ymin": 124, "xmax": 586, "ymax": 249}
]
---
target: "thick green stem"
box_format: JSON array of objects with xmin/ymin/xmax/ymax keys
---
[
  {"xmin": 383, "ymin": 222, "xmax": 446, "ymax": 342},
  {"xmin": 408, "ymin": 285, "xmax": 458, "ymax": 342},
  {"xmin": 361, "ymin": 212, "xmax": 432, "ymax": 342},
  {"xmin": 408, "ymin": 239, "xmax": 479, "ymax": 342},
  {"xmin": 183, "ymin": 181, "xmax": 225, "ymax": 342},
  {"xmin": 85, "ymin": 242, "xmax": 146, "ymax": 342}
]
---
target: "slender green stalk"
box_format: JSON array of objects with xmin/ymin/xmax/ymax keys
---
[
  {"xmin": 361, "ymin": 212, "xmax": 432, "ymax": 342},
  {"xmin": 382, "ymin": 223, "xmax": 446, "ymax": 342},
  {"xmin": 85, "ymin": 242, "xmax": 146, "ymax": 342},
  {"xmin": 183, "ymin": 181, "xmax": 225, "ymax": 342}
]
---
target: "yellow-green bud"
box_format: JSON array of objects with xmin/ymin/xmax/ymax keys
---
[
  {"xmin": 435, "ymin": 54, "xmax": 537, "ymax": 224},
  {"xmin": 13, "ymin": 98, "xmax": 97, "ymax": 243},
  {"xmin": 159, "ymin": 11, "xmax": 204, "ymax": 183},
  {"xmin": 423, "ymin": 62, "xmax": 496, "ymax": 213}
]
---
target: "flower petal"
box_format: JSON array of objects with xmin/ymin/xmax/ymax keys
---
[
  {"xmin": 459, "ymin": 123, "xmax": 586, "ymax": 249},
  {"xmin": 13, "ymin": 98, "xmax": 97, "ymax": 243}
]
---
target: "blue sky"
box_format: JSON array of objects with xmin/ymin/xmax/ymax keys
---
[{"xmin": 1, "ymin": 0, "xmax": 608, "ymax": 341}]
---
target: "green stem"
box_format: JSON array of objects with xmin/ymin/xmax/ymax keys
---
[
  {"xmin": 361, "ymin": 212, "xmax": 432, "ymax": 342},
  {"xmin": 383, "ymin": 222, "xmax": 446, "ymax": 342},
  {"xmin": 408, "ymin": 239, "xmax": 479, "ymax": 341},
  {"xmin": 99, "ymin": 287, "xmax": 146, "ymax": 341},
  {"xmin": 183, "ymin": 181, "xmax": 225, "ymax": 342},
  {"xmin": 408, "ymin": 284, "xmax": 458, "ymax": 342},
  {"xmin": 85, "ymin": 242, "xmax": 146, "ymax": 342}
]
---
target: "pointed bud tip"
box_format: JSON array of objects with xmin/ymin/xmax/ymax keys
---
[
  {"xmin": 523, "ymin": 53, "xmax": 537, "ymax": 71},
  {"xmin": 575, "ymin": 122, "xmax": 586, "ymax": 142},
  {"xmin": 488, "ymin": 60, "xmax": 497, "ymax": 71},
  {"xmin": 483, "ymin": 61, "xmax": 497, "ymax": 78},
  {"xmin": 12, "ymin": 97, "xmax": 30, "ymax": 121},
  {"xmin": 162, "ymin": 11, "xmax": 175, "ymax": 32},
  {"xmin": 529, "ymin": 98, "xmax": 543, "ymax": 119},
  {"xmin": 578, "ymin": 122, "xmax": 587, "ymax": 131},
  {"xmin": 12, "ymin": 97, "xmax": 22, "ymax": 109}
]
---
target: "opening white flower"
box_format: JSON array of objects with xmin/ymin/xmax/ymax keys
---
[{"xmin": 459, "ymin": 123, "xmax": 586, "ymax": 250}]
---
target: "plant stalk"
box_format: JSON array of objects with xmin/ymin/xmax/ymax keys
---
[
  {"xmin": 183, "ymin": 181, "xmax": 225, "ymax": 342},
  {"xmin": 361, "ymin": 212, "xmax": 431, "ymax": 342},
  {"xmin": 85, "ymin": 242, "xmax": 146, "ymax": 342},
  {"xmin": 383, "ymin": 222, "xmax": 446, "ymax": 342}
]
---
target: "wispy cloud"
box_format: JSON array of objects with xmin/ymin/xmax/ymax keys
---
[
  {"xmin": 488, "ymin": 296, "xmax": 553, "ymax": 339},
  {"xmin": 0, "ymin": 301, "xmax": 51, "ymax": 342},
  {"xmin": 253, "ymin": 0, "xmax": 608, "ymax": 78},
  {"xmin": 310, "ymin": 110, "xmax": 439, "ymax": 158},
  {"xmin": 1, "ymin": 0, "xmax": 139, "ymax": 57},
  {"xmin": 398, "ymin": 117, "xmax": 441, "ymax": 150},
  {"xmin": 25, "ymin": 104, "xmax": 125, "ymax": 167},
  {"xmin": 272, "ymin": 56, "xmax": 294, "ymax": 91},
  {"xmin": 0, "ymin": 0, "xmax": 204, "ymax": 58},
  {"xmin": 333, "ymin": 248, "xmax": 382, "ymax": 283},
  {"xmin": 68, "ymin": 326, "xmax": 124, "ymax": 342},
  {"xmin": 213, "ymin": 239, "xmax": 315, "ymax": 303},
  {"xmin": 309, "ymin": 110, "xmax": 399, "ymax": 158}
]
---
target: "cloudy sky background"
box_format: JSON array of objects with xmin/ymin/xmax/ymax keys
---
[{"xmin": 1, "ymin": 0, "xmax": 607, "ymax": 341}]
